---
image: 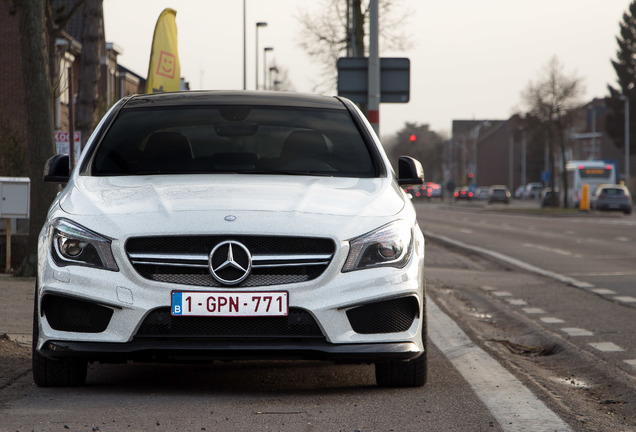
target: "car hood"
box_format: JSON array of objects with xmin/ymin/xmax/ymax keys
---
[{"xmin": 58, "ymin": 174, "xmax": 405, "ymax": 219}]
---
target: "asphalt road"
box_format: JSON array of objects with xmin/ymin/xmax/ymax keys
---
[{"xmin": 1, "ymin": 201, "xmax": 635, "ymax": 431}]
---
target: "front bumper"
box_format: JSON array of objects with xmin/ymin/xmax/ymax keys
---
[{"xmin": 39, "ymin": 338, "xmax": 423, "ymax": 363}]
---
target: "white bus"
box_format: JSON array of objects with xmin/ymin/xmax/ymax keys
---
[{"xmin": 565, "ymin": 160, "xmax": 617, "ymax": 208}]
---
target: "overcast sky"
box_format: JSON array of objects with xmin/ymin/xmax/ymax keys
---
[{"xmin": 103, "ymin": 0, "xmax": 632, "ymax": 138}]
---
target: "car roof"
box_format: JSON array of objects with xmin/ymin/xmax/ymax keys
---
[{"xmin": 121, "ymin": 90, "xmax": 348, "ymax": 110}]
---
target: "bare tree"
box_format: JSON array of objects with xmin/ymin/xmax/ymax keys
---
[
  {"xmin": 76, "ymin": 0, "xmax": 105, "ymax": 148},
  {"xmin": 522, "ymin": 56, "xmax": 584, "ymax": 207},
  {"xmin": 268, "ymin": 61, "xmax": 296, "ymax": 92},
  {"xmin": 14, "ymin": 0, "xmax": 59, "ymax": 276},
  {"xmin": 297, "ymin": 0, "xmax": 412, "ymax": 93},
  {"xmin": 46, "ymin": 0, "xmax": 85, "ymax": 100}
]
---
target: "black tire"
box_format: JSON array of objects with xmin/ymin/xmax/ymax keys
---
[
  {"xmin": 32, "ymin": 285, "xmax": 88, "ymax": 387},
  {"xmin": 375, "ymin": 297, "xmax": 428, "ymax": 388}
]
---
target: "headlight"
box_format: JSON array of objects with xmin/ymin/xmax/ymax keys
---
[
  {"xmin": 342, "ymin": 221, "xmax": 413, "ymax": 272},
  {"xmin": 49, "ymin": 218, "xmax": 119, "ymax": 271}
]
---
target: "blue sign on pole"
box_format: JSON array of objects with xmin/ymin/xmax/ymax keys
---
[{"xmin": 541, "ymin": 171, "xmax": 551, "ymax": 183}]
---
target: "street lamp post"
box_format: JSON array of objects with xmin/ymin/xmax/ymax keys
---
[
  {"xmin": 255, "ymin": 22, "xmax": 267, "ymax": 90},
  {"xmin": 263, "ymin": 47, "xmax": 273, "ymax": 91},
  {"xmin": 243, "ymin": 0, "xmax": 246, "ymax": 89},
  {"xmin": 621, "ymin": 94, "xmax": 630, "ymax": 184},
  {"xmin": 268, "ymin": 66, "xmax": 278, "ymax": 90}
]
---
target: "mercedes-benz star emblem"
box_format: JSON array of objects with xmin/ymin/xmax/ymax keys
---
[{"xmin": 209, "ymin": 241, "xmax": 252, "ymax": 285}]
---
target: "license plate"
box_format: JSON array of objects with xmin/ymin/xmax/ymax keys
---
[{"xmin": 171, "ymin": 291, "xmax": 288, "ymax": 317}]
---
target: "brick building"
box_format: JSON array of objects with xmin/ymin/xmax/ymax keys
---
[
  {"xmin": 449, "ymin": 98, "xmax": 636, "ymax": 196},
  {"xmin": 0, "ymin": 3, "xmax": 146, "ymax": 269},
  {"xmin": 0, "ymin": 1, "xmax": 147, "ymax": 177}
]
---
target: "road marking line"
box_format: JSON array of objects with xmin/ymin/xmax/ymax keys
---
[
  {"xmin": 591, "ymin": 288, "xmax": 617, "ymax": 295},
  {"xmin": 540, "ymin": 317, "xmax": 565, "ymax": 324},
  {"xmin": 507, "ymin": 299, "xmax": 527, "ymax": 306},
  {"xmin": 589, "ymin": 342, "xmax": 625, "ymax": 352},
  {"xmin": 428, "ymin": 297, "xmax": 573, "ymax": 431},
  {"xmin": 424, "ymin": 232, "xmax": 595, "ymax": 289},
  {"xmin": 624, "ymin": 359, "xmax": 636, "ymax": 369},
  {"xmin": 572, "ymin": 272, "xmax": 636, "ymax": 277},
  {"xmin": 481, "ymin": 285, "xmax": 497, "ymax": 291},
  {"xmin": 614, "ymin": 296, "xmax": 636, "ymax": 303},
  {"xmin": 522, "ymin": 307, "xmax": 546, "ymax": 314},
  {"xmin": 561, "ymin": 327, "xmax": 594, "ymax": 337},
  {"xmin": 522, "ymin": 242, "xmax": 574, "ymax": 256},
  {"xmin": 492, "ymin": 291, "xmax": 512, "ymax": 297}
]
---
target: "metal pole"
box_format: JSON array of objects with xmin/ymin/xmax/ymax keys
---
[
  {"xmin": 263, "ymin": 47, "xmax": 273, "ymax": 91},
  {"xmin": 346, "ymin": 0, "xmax": 351, "ymax": 57},
  {"xmin": 473, "ymin": 126, "xmax": 480, "ymax": 186},
  {"xmin": 592, "ymin": 106, "xmax": 596, "ymax": 158},
  {"xmin": 521, "ymin": 129, "xmax": 527, "ymax": 187},
  {"xmin": 243, "ymin": 0, "xmax": 246, "ymax": 89},
  {"xmin": 509, "ymin": 135, "xmax": 514, "ymax": 191},
  {"xmin": 368, "ymin": 0, "xmax": 380, "ymax": 135},
  {"xmin": 625, "ymin": 96, "xmax": 631, "ymax": 184},
  {"xmin": 255, "ymin": 22, "xmax": 267, "ymax": 90},
  {"xmin": 68, "ymin": 66, "xmax": 75, "ymax": 170},
  {"xmin": 255, "ymin": 28, "xmax": 259, "ymax": 90}
]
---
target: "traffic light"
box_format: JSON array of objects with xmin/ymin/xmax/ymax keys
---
[{"xmin": 409, "ymin": 134, "xmax": 417, "ymax": 142}]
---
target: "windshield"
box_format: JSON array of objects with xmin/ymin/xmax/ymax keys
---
[{"xmin": 90, "ymin": 106, "xmax": 377, "ymax": 177}]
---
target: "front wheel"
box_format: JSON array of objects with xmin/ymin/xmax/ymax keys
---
[
  {"xmin": 32, "ymin": 286, "xmax": 87, "ymax": 387},
  {"xmin": 375, "ymin": 299, "xmax": 428, "ymax": 388},
  {"xmin": 375, "ymin": 351, "xmax": 427, "ymax": 387}
]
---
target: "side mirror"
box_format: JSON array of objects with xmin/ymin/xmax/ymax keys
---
[
  {"xmin": 43, "ymin": 154, "xmax": 70, "ymax": 183},
  {"xmin": 397, "ymin": 156, "xmax": 424, "ymax": 186}
]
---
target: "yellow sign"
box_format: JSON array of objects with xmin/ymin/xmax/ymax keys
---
[{"xmin": 146, "ymin": 8, "xmax": 180, "ymax": 93}]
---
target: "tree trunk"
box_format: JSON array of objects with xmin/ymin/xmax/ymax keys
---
[
  {"xmin": 15, "ymin": 0, "xmax": 59, "ymax": 276},
  {"xmin": 76, "ymin": 0, "xmax": 105, "ymax": 148}
]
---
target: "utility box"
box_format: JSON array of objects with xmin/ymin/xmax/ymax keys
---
[{"xmin": 0, "ymin": 177, "xmax": 30, "ymax": 219}]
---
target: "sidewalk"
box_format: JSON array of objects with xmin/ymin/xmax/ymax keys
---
[
  {"xmin": 0, "ymin": 274, "xmax": 35, "ymax": 345},
  {"xmin": 0, "ymin": 275, "xmax": 34, "ymax": 388}
]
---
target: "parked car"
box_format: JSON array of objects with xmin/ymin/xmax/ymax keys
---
[
  {"xmin": 475, "ymin": 186, "xmax": 490, "ymax": 200},
  {"xmin": 454, "ymin": 186, "xmax": 473, "ymax": 200},
  {"xmin": 424, "ymin": 182, "xmax": 442, "ymax": 199},
  {"xmin": 540, "ymin": 188, "xmax": 560, "ymax": 208},
  {"xmin": 524, "ymin": 182, "xmax": 543, "ymax": 199},
  {"xmin": 34, "ymin": 91, "xmax": 427, "ymax": 388},
  {"xmin": 488, "ymin": 185, "xmax": 511, "ymax": 204},
  {"xmin": 591, "ymin": 184, "xmax": 632, "ymax": 214},
  {"xmin": 403, "ymin": 185, "xmax": 421, "ymax": 199}
]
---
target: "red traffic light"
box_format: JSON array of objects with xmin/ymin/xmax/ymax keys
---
[{"xmin": 409, "ymin": 134, "xmax": 417, "ymax": 142}]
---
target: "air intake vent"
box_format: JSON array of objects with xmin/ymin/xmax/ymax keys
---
[{"xmin": 42, "ymin": 295, "xmax": 113, "ymax": 333}]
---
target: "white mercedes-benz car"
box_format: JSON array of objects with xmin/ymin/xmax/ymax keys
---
[{"xmin": 34, "ymin": 91, "xmax": 426, "ymax": 387}]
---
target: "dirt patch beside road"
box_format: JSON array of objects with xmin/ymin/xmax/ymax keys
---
[{"xmin": 0, "ymin": 335, "xmax": 30, "ymax": 389}]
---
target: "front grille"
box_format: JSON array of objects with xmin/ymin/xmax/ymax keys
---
[
  {"xmin": 346, "ymin": 296, "xmax": 419, "ymax": 334},
  {"xmin": 135, "ymin": 307, "xmax": 325, "ymax": 339},
  {"xmin": 42, "ymin": 295, "xmax": 114, "ymax": 333},
  {"xmin": 126, "ymin": 235, "xmax": 335, "ymax": 287}
]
